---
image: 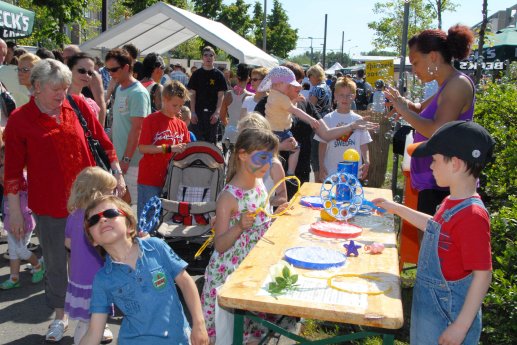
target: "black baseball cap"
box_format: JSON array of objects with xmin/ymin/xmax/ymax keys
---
[{"xmin": 408, "ymin": 121, "xmax": 495, "ymax": 165}]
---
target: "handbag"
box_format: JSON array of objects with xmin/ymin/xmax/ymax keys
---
[
  {"xmin": 0, "ymin": 82, "xmax": 16, "ymax": 117},
  {"xmin": 67, "ymin": 95, "xmax": 111, "ymax": 172}
]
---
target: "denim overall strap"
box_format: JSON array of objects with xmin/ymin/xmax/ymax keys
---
[{"xmin": 410, "ymin": 197, "xmax": 486, "ymax": 345}]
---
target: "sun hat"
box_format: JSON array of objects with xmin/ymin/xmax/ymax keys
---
[{"xmin": 258, "ymin": 66, "xmax": 301, "ymax": 92}]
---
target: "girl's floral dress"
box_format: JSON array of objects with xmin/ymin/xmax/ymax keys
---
[{"xmin": 201, "ymin": 180, "xmax": 272, "ymax": 342}]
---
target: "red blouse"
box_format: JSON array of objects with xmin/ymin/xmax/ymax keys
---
[{"xmin": 3, "ymin": 95, "xmax": 117, "ymax": 218}]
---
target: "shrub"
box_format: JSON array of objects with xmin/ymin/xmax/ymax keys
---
[{"xmin": 475, "ymin": 63, "xmax": 517, "ymax": 344}]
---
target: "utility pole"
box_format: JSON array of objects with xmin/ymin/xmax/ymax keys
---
[
  {"xmin": 322, "ymin": 14, "xmax": 328, "ymax": 68},
  {"xmin": 341, "ymin": 31, "xmax": 344, "ymax": 64},
  {"xmin": 102, "ymin": 0, "xmax": 107, "ymax": 32},
  {"xmin": 262, "ymin": 0, "xmax": 267, "ymax": 51}
]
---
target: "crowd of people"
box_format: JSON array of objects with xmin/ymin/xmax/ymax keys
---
[{"xmin": 0, "ymin": 22, "xmax": 496, "ymax": 345}]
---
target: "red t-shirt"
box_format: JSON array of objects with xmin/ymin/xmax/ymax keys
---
[
  {"xmin": 4, "ymin": 95, "xmax": 117, "ymax": 218},
  {"xmin": 138, "ymin": 112, "xmax": 190, "ymax": 186},
  {"xmin": 434, "ymin": 196, "xmax": 492, "ymax": 281}
]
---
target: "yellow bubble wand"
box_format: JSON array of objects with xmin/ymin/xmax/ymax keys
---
[{"xmin": 194, "ymin": 176, "xmax": 302, "ymax": 258}]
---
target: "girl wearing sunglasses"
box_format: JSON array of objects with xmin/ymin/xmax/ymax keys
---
[
  {"xmin": 64, "ymin": 167, "xmax": 118, "ymax": 344},
  {"xmin": 67, "ymin": 52, "xmax": 100, "ymax": 120},
  {"xmin": 80, "ymin": 195, "xmax": 208, "ymax": 345}
]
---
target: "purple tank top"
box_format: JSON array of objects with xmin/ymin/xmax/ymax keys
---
[{"xmin": 411, "ymin": 73, "xmax": 475, "ymax": 191}]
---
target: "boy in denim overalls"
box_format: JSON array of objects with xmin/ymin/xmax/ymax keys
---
[{"xmin": 374, "ymin": 121, "xmax": 495, "ymax": 345}]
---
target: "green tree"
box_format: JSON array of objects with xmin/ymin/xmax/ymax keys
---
[
  {"xmin": 368, "ymin": 0, "xmax": 435, "ymax": 53},
  {"xmin": 251, "ymin": 1, "xmax": 265, "ymax": 46},
  {"xmin": 266, "ymin": 0, "xmax": 298, "ymax": 58},
  {"xmin": 119, "ymin": 0, "xmax": 187, "ymax": 16},
  {"xmin": 427, "ymin": 0, "xmax": 457, "ymax": 29},
  {"xmin": 24, "ymin": 0, "xmax": 89, "ymax": 48},
  {"xmin": 362, "ymin": 49, "xmax": 398, "ymax": 56},
  {"xmin": 218, "ymin": 0, "xmax": 252, "ymax": 38},
  {"xmin": 192, "ymin": 0, "xmax": 222, "ymax": 19}
]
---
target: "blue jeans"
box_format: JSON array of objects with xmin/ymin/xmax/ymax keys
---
[
  {"xmin": 410, "ymin": 198, "xmax": 486, "ymax": 345},
  {"xmin": 137, "ymin": 184, "xmax": 162, "ymax": 221}
]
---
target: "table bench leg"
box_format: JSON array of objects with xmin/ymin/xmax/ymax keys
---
[{"xmin": 232, "ymin": 309, "xmax": 245, "ymax": 345}]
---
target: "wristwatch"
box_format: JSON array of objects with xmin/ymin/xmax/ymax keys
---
[
  {"xmin": 121, "ymin": 156, "xmax": 131, "ymax": 163},
  {"xmin": 112, "ymin": 169, "xmax": 123, "ymax": 175}
]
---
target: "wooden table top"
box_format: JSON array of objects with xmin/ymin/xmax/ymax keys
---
[{"xmin": 218, "ymin": 183, "xmax": 403, "ymax": 330}]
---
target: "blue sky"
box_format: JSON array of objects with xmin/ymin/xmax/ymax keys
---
[{"xmin": 226, "ymin": 0, "xmax": 517, "ymax": 57}]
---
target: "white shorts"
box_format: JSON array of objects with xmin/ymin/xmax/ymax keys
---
[
  {"xmin": 125, "ymin": 166, "xmax": 139, "ymax": 206},
  {"xmin": 7, "ymin": 231, "xmax": 33, "ymax": 260}
]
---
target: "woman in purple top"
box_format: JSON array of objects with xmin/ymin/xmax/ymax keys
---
[
  {"xmin": 385, "ymin": 24, "xmax": 475, "ymax": 217},
  {"xmin": 64, "ymin": 167, "xmax": 117, "ymax": 345}
]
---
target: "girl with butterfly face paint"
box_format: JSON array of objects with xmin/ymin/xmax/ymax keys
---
[{"xmin": 201, "ymin": 128, "xmax": 281, "ymax": 343}]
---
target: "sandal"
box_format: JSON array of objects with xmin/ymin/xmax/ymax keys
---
[
  {"xmin": 32, "ymin": 264, "xmax": 45, "ymax": 283},
  {"xmin": 0, "ymin": 278, "xmax": 20, "ymax": 290},
  {"xmin": 101, "ymin": 325, "xmax": 114, "ymax": 344},
  {"xmin": 45, "ymin": 319, "xmax": 68, "ymax": 343}
]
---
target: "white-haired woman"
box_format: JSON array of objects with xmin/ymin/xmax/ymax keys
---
[{"xmin": 3, "ymin": 59, "xmax": 125, "ymax": 343}]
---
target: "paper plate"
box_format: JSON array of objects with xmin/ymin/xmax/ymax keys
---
[
  {"xmin": 300, "ymin": 196, "xmax": 323, "ymax": 208},
  {"xmin": 284, "ymin": 246, "xmax": 347, "ymax": 270},
  {"xmin": 310, "ymin": 221, "xmax": 363, "ymax": 238}
]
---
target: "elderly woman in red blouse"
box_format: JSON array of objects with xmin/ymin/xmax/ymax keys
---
[{"xmin": 3, "ymin": 59, "xmax": 125, "ymax": 342}]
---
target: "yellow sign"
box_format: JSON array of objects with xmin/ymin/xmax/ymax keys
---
[{"xmin": 365, "ymin": 60, "xmax": 394, "ymax": 86}]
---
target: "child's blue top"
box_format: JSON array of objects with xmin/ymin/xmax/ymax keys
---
[{"xmin": 90, "ymin": 237, "xmax": 190, "ymax": 344}]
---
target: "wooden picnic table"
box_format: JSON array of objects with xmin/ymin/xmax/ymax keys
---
[{"xmin": 218, "ymin": 182, "xmax": 403, "ymax": 344}]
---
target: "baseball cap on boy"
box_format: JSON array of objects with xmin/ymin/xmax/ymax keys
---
[
  {"xmin": 258, "ymin": 66, "xmax": 301, "ymax": 92},
  {"xmin": 407, "ymin": 120, "xmax": 495, "ymax": 166}
]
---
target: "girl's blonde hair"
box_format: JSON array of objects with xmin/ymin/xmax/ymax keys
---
[
  {"xmin": 67, "ymin": 167, "xmax": 117, "ymax": 212},
  {"xmin": 226, "ymin": 128, "xmax": 279, "ymax": 182},
  {"xmin": 237, "ymin": 112, "xmax": 271, "ymax": 132},
  {"xmin": 84, "ymin": 195, "xmax": 138, "ymax": 245},
  {"xmin": 162, "ymin": 80, "xmax": 190, "ymax": 101}
]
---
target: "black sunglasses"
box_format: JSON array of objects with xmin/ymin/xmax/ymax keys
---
[
  {"xmin": 16, "ymin": 67, "xmax": 31, "ymax": 73},
  {"xmin": 87, "ymin": 208, "xmax": 127, "ymax": 227},
  {"xmin": 251, "ymin": 78, "xmax": 263, "ymax": 82},
  {"xmin": 105, "ymin": 66, "xmax": 122, "ymax": 73},
  {"xmin": 203, "ymin": 53, "xmax": 214, "ymax": 57},
  {"xmin": 77, "ymin": 67, "xmax": 94, "ymax": 76}
]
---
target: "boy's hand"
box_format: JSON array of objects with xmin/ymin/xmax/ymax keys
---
[
  {"xmin": 190, "ymin": 322, "xmax": 209, "ymax": 345},
  {"xmin": 274, "ymin": 202, "xmax": 290, "ymax": 215},
  {"xmin": 360, "ymin": 162, "xmax": 369, "ymax": 179},
  {"xmin": 319, "ymin": 167, "xmax": 328, "ymax": 182},
  {"xmin": 371, "ymin": 198, "xmax": 397, "ymax": 214},
  {"xmin": 238, "ymin": 211, "xmax": 254, "ymax": 230},
  {"xmin": 438, "ymin": 322, "xmax": 468, "ymax": 345},
  {"xmin": 172, "ymin": 143, "xmax": 187, "ymax": 154}
]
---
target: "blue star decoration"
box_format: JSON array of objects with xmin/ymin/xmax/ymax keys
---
[{"xmin": 343, "ymin": 240, "xmax": 361, "ymax": 257}]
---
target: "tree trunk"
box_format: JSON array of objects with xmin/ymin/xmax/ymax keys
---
[
  {"xmin": 356, "ymin": 110, "xmax": 391, "ymax": 188},
  {"xmin": 475, "ymin": 0, "xmax": 488, "ymax": 85}
]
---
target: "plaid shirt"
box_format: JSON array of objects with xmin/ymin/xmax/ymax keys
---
[{"xmin": 170, "ymin": 70, "xmax": 189, "ymax": 86}]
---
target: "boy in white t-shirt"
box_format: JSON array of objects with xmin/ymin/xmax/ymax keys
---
[{"xmin": 315, "ymin": 77, "xmax": 372, "ymax": 181}]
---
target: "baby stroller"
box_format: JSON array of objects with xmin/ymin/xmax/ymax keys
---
[{"xmin": 155, "ymin": 142, "xmax": 225, "ymax": 272}]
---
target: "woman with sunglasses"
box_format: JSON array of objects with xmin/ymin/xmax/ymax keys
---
[
  {"xmin": 67, "ymin": 52, "xmax": 101, "ymax": 120},
  {"xmin": 80, "ymin": 195, "xmax": 208, "ymax": 345},
  {"xmin": 240, "ymin": 67, "xmax": 269, "ymax": 119},
  {"xmin": 3, "ymin": 58, "xmax": 125, "ymax": 343},
  {"xmin": 16, "ymin": 53, "xmax": 40, "ymax": 106}
]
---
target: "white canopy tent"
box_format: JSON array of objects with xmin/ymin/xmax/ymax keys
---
[
  {"xmin": 324, "ymin": 62, "xmax": 344, "ymax": 75},
  {"xmin": 80, "ymin": 1, "xmax": 278, "ymax": 68}
]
